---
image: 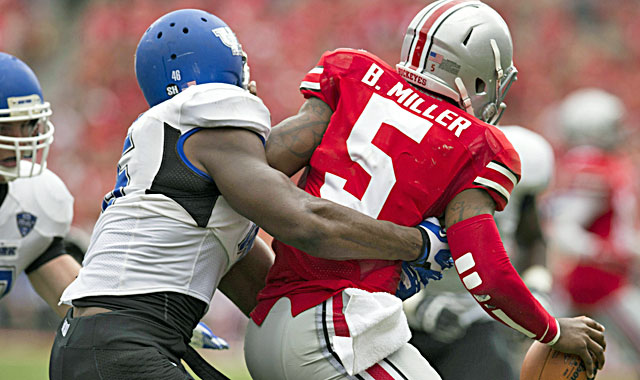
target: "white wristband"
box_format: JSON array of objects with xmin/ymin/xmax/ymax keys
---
[{"xmin": 544, "ymin": 319, "xmax": 561, "ymax": 346}]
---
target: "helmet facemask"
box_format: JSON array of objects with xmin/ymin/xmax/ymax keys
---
[{"xmin": 0, "ymin": 95, "xmax": 54, "ymax": 181}]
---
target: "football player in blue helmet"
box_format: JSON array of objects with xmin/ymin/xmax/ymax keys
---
[
  {"xmin": 135, "ymin": 9, "xmax": 250, "ymax": 107},
  {"xmin": 0, "ymin": 52, "xmax": 79, "ymax": 319},
  {"xmin": 0, "ymin": 52, "xmax": 55, "ymax": 181},
  {"xmin": 50, "ymin": 8, "xmax": 436, "ymax": 380}
]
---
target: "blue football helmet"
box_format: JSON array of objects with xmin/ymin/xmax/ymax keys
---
[
  {"xmin": 0, "ymin": 52, "xmax": 54, "ymax": 181},
  {"xmin": 135, "ymin": 9, "xmax": 249, "ymax": 108}
]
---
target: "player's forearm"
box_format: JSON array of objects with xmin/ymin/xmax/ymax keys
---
[
  {"xmin": 271, "ymin": 196, "xmax": 423, "ymax": 262},
  {"xmin": 219, "ymin": 237, "xmax": 274, "ymax": 316},
  {"xmin": 448, "ymin": 214, "xmax": 559, "ymax": 344},
  {"xmin": 197, "ymin": 127, "xmax": 422, "ymax": 262}
]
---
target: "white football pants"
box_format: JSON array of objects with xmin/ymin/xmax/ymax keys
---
[{"xmin": 245, "ymin": 297, "xmax": 442, "ymax": 380}]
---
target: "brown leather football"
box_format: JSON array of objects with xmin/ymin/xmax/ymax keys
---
[{"xmin": 520, "ymin": 341, "xmax": 593, "ymax": 380}]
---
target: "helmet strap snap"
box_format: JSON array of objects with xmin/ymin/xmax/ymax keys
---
[{"xmin": 454, "ymin": 77, "xmax": 474, "ymax": 115}]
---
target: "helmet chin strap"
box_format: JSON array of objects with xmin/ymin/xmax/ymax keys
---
[
  {"xmin": 490, "ymin": 39, "xmax": 504, "ymax": 85},
  {"xmin": 454, "ymin": 77, "xmax": 474, "ymax": 115}
]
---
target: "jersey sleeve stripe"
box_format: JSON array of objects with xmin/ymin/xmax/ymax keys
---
[
  {"xmin": 308, "ymin": 66, "xmax": 324, "ymax": 75},
  {"xmin": 487, "ymin": 160, "xmax": 519, "ymax": 185},
  {"xmin": 491, "ymin": 309, "xmax": 537, "ymax": 338},
  {"xmin": 473, "ymin": 176, "xmax": 510, "ymax": 202},
  {"xmin": 300, "ymin": 81, "xmax": 321, "ymax": 91}
]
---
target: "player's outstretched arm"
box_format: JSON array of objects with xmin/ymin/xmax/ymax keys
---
[
  {"xmin": 27, "ymin": 254, "xmax": 81, "ymax": 318},
  {"xmin": 184, "ymin": 127, "xmax": 422, "ymax": 262},
  {"xmin": 218, "ymin": 236, "xmax": 274, "ymax": 317},
  {"xmin": 444, "ymin": 189, "xmax": 605, "ymax": 377}
]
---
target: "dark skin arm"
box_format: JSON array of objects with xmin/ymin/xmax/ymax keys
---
[
  {"xmin": 444, "ymin": 189, "xmax": 606, "ymax": 377},
  {"xmin": 513, "ymin": 194, "xmax": 547, "ymax": 271},
  {"xmin": 218, "ymin": 236, "xmax": 274, "ymax": 317},
  {"xmin": 183, "ymin": 125, "xmax": 421, "ymax": 262},
  {"xmin": 266, "ymin": 97, "xmax": 332, "ymax": 175}
]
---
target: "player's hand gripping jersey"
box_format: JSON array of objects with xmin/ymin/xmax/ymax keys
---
[{"xmin": 252, "ymin": 49, "xmax": 521, "ymax": 324}]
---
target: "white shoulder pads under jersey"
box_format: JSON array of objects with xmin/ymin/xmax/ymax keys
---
[
  {"xmin": 11, "ymin": 167, "xmax": 74, "ymax": 237},
  {"xmin": 500, "ymin": 126, "xmax": 555, "ymax": 195},
  {"xmin": 161, "ymin": 83, "xmax": 271, "ymax": 142}
]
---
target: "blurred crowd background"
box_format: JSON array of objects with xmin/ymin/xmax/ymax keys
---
[{"xmin": 1, "ymin": 0, "xmax": 640, "ymax": 378}]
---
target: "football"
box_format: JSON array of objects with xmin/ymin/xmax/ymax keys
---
[{"xmin": 520, "ymin": 341, "xmax": 593, "ymax": 380}]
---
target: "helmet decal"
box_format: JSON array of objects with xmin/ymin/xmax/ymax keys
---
[
  {"xmin": 212, "ymin": 27, "xmax": 243, "ymax": 56},
  {"xmin": 406, "ymin": 0, "xmax": 472, "ymax": 72}
]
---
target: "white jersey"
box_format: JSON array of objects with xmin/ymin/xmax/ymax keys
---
[
  {"xmin": 0, "ymin": 164, "xmax": 73, "ymax": 299},
  {"xmin": 61, "ymin": 83, "xmax": 270, "ymax": 306}
]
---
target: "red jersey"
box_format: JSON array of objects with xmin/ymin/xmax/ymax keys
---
[
  {"xmin": 555, "ymin": 146, "xmax": 639, "ymax": 306},
  {"xmin": 556, "ymin": 146, "xmax": 638, "ymax": 246},
  {"xmin": 252, "ymin": 49, "xmax": 521, "ymax": 324}
]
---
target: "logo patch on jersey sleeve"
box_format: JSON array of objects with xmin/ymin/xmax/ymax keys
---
[{"xmin": 16, "ymin": 212, "xmax": 37, "ymax": 237}]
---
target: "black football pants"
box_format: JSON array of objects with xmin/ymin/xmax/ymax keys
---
[{"xmin": 49, "ymin": 308, "xmax": 193, "ymax": 380}]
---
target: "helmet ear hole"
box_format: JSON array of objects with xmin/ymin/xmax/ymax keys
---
[{"xmin": 475, "ymin": 78, "xmax": 486, "ymax": 94}]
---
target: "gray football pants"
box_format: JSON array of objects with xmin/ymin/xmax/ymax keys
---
[{"xmin": 245, "ymin": 297, "xmax": 441, "ymax": 380}]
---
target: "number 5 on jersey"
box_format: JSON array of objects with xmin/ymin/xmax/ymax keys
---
[{"xmin": 320, "ymin": 93, "xmax": 432, "ymax": 218}]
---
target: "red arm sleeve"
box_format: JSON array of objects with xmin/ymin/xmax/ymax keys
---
[{"xmin": 447, "ymin": 214, "xmax": 560, "ymax": 344}]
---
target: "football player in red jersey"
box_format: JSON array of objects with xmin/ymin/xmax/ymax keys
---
[
  {"xmin": 245, "ymin": 1, "xmax": 606, "ymax": 379},
  {"xmin": 548, "ymin": 88, "xmax": 640, "ymax": 376}
]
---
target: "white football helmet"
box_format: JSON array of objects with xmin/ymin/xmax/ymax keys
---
[
  {"xmin": 0, "ymin": 52, "xmax": 54, "ymax": 181},
  {"xmin": 396, "ymin": 0, "xmax": 517, "ymax": 124},
  {"xmin": 559, "ymin": 88, "xmax": 625, "ymax": 150}
]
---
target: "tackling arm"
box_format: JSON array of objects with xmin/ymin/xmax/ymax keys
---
[
  {"xmin": 218, "ymin": 236, "xmax": 274, "ymax": 317},
  {"xmin": 184, "ymin": 126, "xmax": 422, "ymax": 262}
]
